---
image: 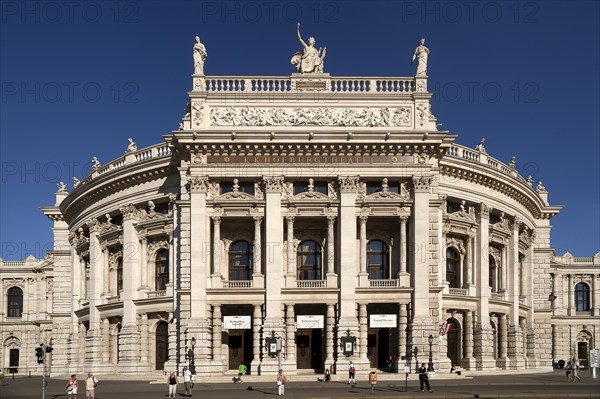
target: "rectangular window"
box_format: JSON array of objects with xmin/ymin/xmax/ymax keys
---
[{"xmin": 9, "ymin": 348, "xmax": 19, "ymax": 367}]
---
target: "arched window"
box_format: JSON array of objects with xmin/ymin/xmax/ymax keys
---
[
  {"xmin": 7, "ymin": 287, "xmax": 23, "ymax": 318},
  {"xmin": 117, "ymin": 258, "xmax": 123, "ymax": 293},
  {"xmin": 367, "ymin": 240, "xmax": 389, "ymax": 280},
  {"xmin": 575, "ymin": 282, "xmax": 591, "ymax": 311},
  {"xmin": 297, "ymin": 240, "xmax": 322, "ymax": 280},
  {"xmin": 229, "ymin": 240, "xmax": 253, "ymax": 281},
  {"xmin": 155, "ymin": 249, "xmax": 169, "ymax": 290},
  {"xmin": 489, "ymin": 256, "xmax": 497, "ymax": 292},
  {"xmin": 446, "ymin": 248, "xmax": 460, "ymax": 288}
]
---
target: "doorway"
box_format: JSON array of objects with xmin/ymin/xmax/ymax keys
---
[
  {"xmin": 367, "ymin": 328, "xmax": 390, "ymax": 369},
  {"xmin": 446, "ymin": 319, "xmax": 461, "ymax": 368},
  {"xmin": 578, "ymin": 341, "xmax": 589, "ymax": 369},
  {"xmin": 296, "ymin": 329, "xmax": 323, "ymax": 371},
  {"xmin": 228, "ymin": 329, "xmax": 253, "ymax": 372},
  {"xmin": 155, "ymin": 322, "xmax": 168, "ymax": 370}
]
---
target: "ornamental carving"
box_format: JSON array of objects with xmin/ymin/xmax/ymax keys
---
[
  {"xmin": 412, "ymin": 175, "xmax": 433, "ymax": 191},
  {"xmin": 366, "ymin": 178, "xmax": 410, "ymax": 200},
  {"xmin": 191, "ymin": 102, "xmax": 205, "ymax": 127},
  {"xmin": 327, "ymin": 182, "xmax": 337, "ymax": 200},
  {"xmin": 416, "ymin": 102, "xmax": 430, "ymax": 127},
  {"xmin": 446, "ymin": 237, "xmax": 466, "ymax": 255},
  {"xmin": 263, "ymin": 176, "xmax": 285, "ymax": 192},
  {"xmin": 450, "ymin": 200, "xmax": 476, "ymax": 222},
  {"xmin": 147, "ymin": 240, "xmax": 169, "ymax": 259},
  {"xmin": 479, "ymin": 203, "xmax": 490, "ymax": 218},
  {"xmin": 119, "ymin": 204, "xmax": 140, "ymax": 221},
  {"xmin": 338, "ymin": 176, "xmax": 360, "ymax": 193},
  {"xmin": 292, "ymin": 178, "xmax": 331, "ymax": 200},
  {"xmin": 109, "ymin": 250, "xmax": 123, "ymax": 268},
  {"xmin": 4, "ymin": 279, "xmax": 25, "ymax": 289},
  {"xmin": 86, "ymin": 218, "xmax": 103, "ymax": 234},
  {"xmin": 46, "ymin": 278, "xmax": 53, "ymax": 294},
  {"xmin": 188, "ymin": 176, "xmax": 210, "ymax": 193},
  {"xmin": 513, "ymin": 216, "xmax": 522, "ymax": 231},
  {"xmin": 491, "ymin": 212, "xmax": 510, "ymax": 232},
  {"xmin": 209, "ymin": 106, "xmax": 412, "ymax": 127},
  {"xmin": 489, "ymin": 246, "xmax": 502, "ymax": 261}
]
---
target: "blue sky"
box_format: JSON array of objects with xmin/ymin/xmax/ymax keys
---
[{"xmin": 1, "ymin": 0, "xmax": 599, "ymax": 260}]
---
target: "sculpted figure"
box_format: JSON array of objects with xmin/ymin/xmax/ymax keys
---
[
  {"xmin": 57, "ymin": 181, "xmax": 68, "ymax": 193},
  {"xmin": 126, "ymin": 138, "xmax": 137, "ymax": 153},
  {"xmin": 193, "ymin": 36, "xmax": 207, "ymax": 75},
  {"xmin": 72, "ymin": 177, "xmax": 80, "ymax": 188},
  {"xmin": 92, "ymin": 156, "xmax": 101, "ymax": 170},
  {"xmin": 475, "ymin": 138, "xmax": 487, "ymax": 154},
  {"xmin": 412, "ymin": 38, "xmax": 430, "ymax": 76},
  {"xmin": 291, "ymin": 23, "xmax": 326, "ymax": 73}
]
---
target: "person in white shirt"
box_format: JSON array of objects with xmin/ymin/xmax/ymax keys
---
[
  {"xmin": 183, "ymin": 366, "xmax": 193, "ymax": 395},
  {"xmin": 348, "ymin": 361, "xmax": 356, "ymax": 385},
  {"xmin": 571, "ymin": 357, "xmax": 581, "ymax": 382}
]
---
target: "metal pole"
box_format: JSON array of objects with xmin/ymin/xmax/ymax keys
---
[{"xmin": 41, "ymin": 343, "xmax": 46, "ymax": 399}]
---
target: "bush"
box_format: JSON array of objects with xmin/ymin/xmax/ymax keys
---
[{"xmin": 558, "ymin": 359, "xmax": 565, "ymax": 369}]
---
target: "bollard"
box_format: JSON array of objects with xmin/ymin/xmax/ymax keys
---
[{"xmin": 369, "ymin": 371, "xmax": 377, "ymax": 393}]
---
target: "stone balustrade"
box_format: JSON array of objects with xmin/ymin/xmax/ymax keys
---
[
  {"xmin": 448, "ymin": 287, "xmax": 468, "ymax": 296},
  {"xmin": 223, "ymin": 280, "xmax": 253, "ymax": 288},
  {"xmin": 369, "ymin": 279, "xmax": 399, "ymax": 288},
  {"xmin": 297, "ymin": 280, "xmax": 326, "ymax": 288},
  {"xmin": 446, "ymin": 143, "xmax": 526, "ymax": 182}
]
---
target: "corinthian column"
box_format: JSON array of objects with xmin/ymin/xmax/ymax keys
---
[
  {"xmin": 359, "ymin": 215, "xmax": 368, "ymax": 287},
  {"xmin": 326, "ymin": 216, "xmax": 337, "ymax": 287},
  {"xmin": 253, "ymin": 216, "xmax": 264, "ymax": 288},
  {"xmin": 399, "ymin": 215, "xmax": 410, "ymax": 286},
  {"xmin": 286, "ymin": 216, "xmax": 295, "ymax": 276},
  {"xmin": 212, "ymin": 216, "xmax": 222, "ymax": 284}
]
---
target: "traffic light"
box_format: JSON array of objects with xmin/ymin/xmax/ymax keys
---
[
  {"xmin": 45, "ymin": 346, "xmax": 53, "ymax": 354},
  {"xmin": 35, "ymin": 346, "xmax": 44, "ymax": 364}
]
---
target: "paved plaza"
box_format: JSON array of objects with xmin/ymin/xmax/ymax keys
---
[{"xmin": 1, "ymin": 371, "xmax": 598, "ymax": 399}]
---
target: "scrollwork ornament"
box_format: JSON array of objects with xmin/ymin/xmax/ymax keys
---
[
  {"xmin": 479, "ymin": 203, "xmax": 490, "ymax": 219},
  {"xmin": 188, "ymin": 176, "xmax": 209, "ymax": 193},
  {"xmin": 412, "ymin": 175, "xmax": 433, "ymax": 191},
  {"xmin": 119, "ymin": 204, "xmax": 140, "ymax": 221},
  {"xmin": 338, "ymin": 176, "xmax": 360, "ymax": 193},
  {"xmin": 263, "ymin": 176, "xmax": 285, "ymax": 192}
]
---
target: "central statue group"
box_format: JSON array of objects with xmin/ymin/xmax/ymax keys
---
[{"xmin": 291, "ymin": 22, "xmax": 327, "ymax": 74}]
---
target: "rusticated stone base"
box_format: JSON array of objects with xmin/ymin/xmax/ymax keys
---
[{"xmin": 473, "ymin": 323, "xmax": 496, "ymax": 370}]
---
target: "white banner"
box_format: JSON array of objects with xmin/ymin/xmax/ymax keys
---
[
  {"xmin": 369, "ymin": 314, "xmax": 397, "ymax": 328},
  {"xmin": 223, "ymin": 315, "xmax": 251, "ymax": 329},
  {"xmin": 296, "ymin": 315, "xmax": 324, "ymax": 329}
]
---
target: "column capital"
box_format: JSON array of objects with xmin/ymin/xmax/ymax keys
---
[
  {"xmin": 327, "ymin": 215, "xmax": 336, "ymax": 223},
  {"xmin": 120, "ymin": 204, "xmax": 141, "ymax": 222},
  {"xmin": 253, "ymin": 215, "xmax": 263, "ymax": 223},
  {"xmin": 86, "ymin": 217, "xmax": 104, "ymax": 234},
  {"xmin": 338, "ymin": 176, "xmax": 360, "ymax": 192},
  {"xmin": 399, "ymin": 214, "xmax": 409, "ymax": 222},
  {"xmin": 478, "ymin": 202, "xmax": 490, "ymax": 219},
  {"xmin": 212, "ymin": 216, "xmax": 222, "ymax": 224},
  {"xmin": 262, "ymin": 176, "xmax": 285, "ymax": 192},
  {"xmin": 513, "ymin": 216, "xmax": 522, "ymax": 231},
  {"xmin": 285, "ymin": 215, "xmax": 295, "ymax": 223},
  {"xmin": 188, "ymin": 176, "xmax": 210, "ymax": 193},
  {"xmin": 359, "ymin": 215, "xmax": 368, "ymax": 223},
  {"xmin": 412, "ymin": 175, "xmax": 434, "ymax": 191}
]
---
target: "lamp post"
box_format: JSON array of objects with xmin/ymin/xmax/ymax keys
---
[
  {"xmin": 189, "ymin": 337, "xmax": 197, "ymax": 375},
  {"xmin": 413, "ymin": 346, "xmax": 419, "ymax": 373},
  {"xmin": 427, "ymin": 334, "xmax": 434, "ymax": 372}
]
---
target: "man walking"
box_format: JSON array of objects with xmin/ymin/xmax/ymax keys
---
[
  {"xmin": 571, "ymin": 357, "xmax": 581, "ymax": 382},
  {"xmin": 238, "ymin": 363, "xmax": 247, "ymax": 383},
  {"xmin": 183, "ymin": 366, "xmax": 193, "ymax": 396},
  {"xmin": 85, "ymin": 372, "xmax": 99, "ymax": 399},
  {"xmin": 348, "ymin": 361, "xmax": 356, "ymax": 385}
]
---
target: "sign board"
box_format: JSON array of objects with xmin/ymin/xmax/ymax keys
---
[
  {"xmin": 590, "ymin": 349, "xmax": 599, "ymax": 368},
  {"xmin": 403, "ymin": 366, "xmax": 411, "ymax": 374},
  {"xmin": 223, "ymin": 315, "xmax": 251, "ymax": 330},
  {"xmin": 370, "ymin": 314, "xmax": 397, "ymax": 328},
  {"xmin": 296, "ymin": 315, "xmax": 324, "ymax": 329}
]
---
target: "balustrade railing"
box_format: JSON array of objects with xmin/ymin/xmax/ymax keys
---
[
  {"xmin": 297, "ymin": 280, "xmax": 326, "ymax": 288},
  {"xmin": 223, "ymin": 280, "xmax": 253, "ymax": 288},
  {"xmin": 445, "ymin": 143, "xmax": 527, "ymax": 183},
  {"xmin": 491, "ymin": 292, "xmax": 505, "ymax": 301},
  {"xmin": 448, "ymin": 287, "xmax": 468, "ymax": 296},
  {"xmin": 147, "ymin": 290, "xmax": 167, "ymax": 298},
  {"xmin": 369, "ymin": 279, "xmax": 399, "ymax": 288}
]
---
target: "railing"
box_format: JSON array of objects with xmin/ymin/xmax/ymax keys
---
[
  {"xmin": 203, "ymin": 76, "xmax": 417, "ymax": 94},
  {"xmin": 369, "ymin": 279, "xmax": 399, "ymax": 288},
  {"xmin": 448, "ymin": 288, "xmax": 468, "ymax": 296},
  {"xmin": 519, "ymin": 296, "xmax": 527, "ymax": 305},
  {"xmin": 491, "ymin": 292, "xmax": 504, "ymax": 301},
  {"xmin": 223, "ymin": 280, "xmax": 253, "ymax": 288},
  {"xmin": 297, "ymin": 280, "xmax": 326, "ymax": 288},
  {"xmin": 147, "ymin": 290, "xmax": 167, "ymax": 298},
  {"xmin": 0, "ymin": 261, "xmax": 25, "ymax": 267},
  {"xmin": 106, "ymin": 295, "xmax": 121, "ymax": 304},
  {"xmin": 445, "ymin": 143, "xmax": 525, "ymax": 182}
]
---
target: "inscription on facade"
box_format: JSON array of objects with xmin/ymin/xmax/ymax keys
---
[
  {"xmin": 207, "ymin": 155, "xmax": 412, "ymax": 164},
  {"xmin": 295, "ymin": 81, "xmax": 328, "ymax": 90}
]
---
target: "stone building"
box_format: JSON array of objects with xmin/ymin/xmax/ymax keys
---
[{"xmin": 1, "ymin": 36, "xmax": 598, "ymax": 376}]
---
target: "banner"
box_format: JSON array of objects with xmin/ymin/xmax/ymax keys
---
[
  {"xmin": 296, "ymin": 315, "xmax": 324, "ymax": 329},
  {"xmin": 369, "ymin": 314, "xmax": 397, "ymax": 328},
  {"xmin": 223, "ymin": 316, "xmax": 251, "ymax": 329}
]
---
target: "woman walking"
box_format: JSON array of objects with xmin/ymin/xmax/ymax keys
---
[
  {"xmin": 276, "ymin": 369, "xmax": 286, "ymax": 396},
  {"xmin": 418, "ymin": 363, "xmax": 432, "ymax": 393},
  {"xmin": 65, "ymin": 374, "xmax": 78, "ymax": 399},
  {"xmin": 167, "ymin": 371, "xmax": 178, "ymax": 397}
]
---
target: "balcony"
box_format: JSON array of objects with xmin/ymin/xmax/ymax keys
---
[
  {"xmin": 223, "ymin": 280, "xmax": 253, "ymax": 288},
  {"xmin": 369, "ymin": 279, "xmax": 399, "ymax": 288},
  {"xmin": 147, "ymin": 290, "xmax": 167, "ymax": 298},
  {"xmin": 297, "ymin": 280, "xmax": 326, "ymax": 288},
  {"xmin": 448, "ymin": 288, "xmax": 468, "ymax": 296},
  {"xmin": 491, "ymin": 292, "xmax": 505, "ymax": 301}
]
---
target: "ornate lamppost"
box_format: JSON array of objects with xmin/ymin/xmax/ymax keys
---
[
  {"xmin": 189, "ymin": 337, "xmax": 197, "ymax": 375},
  {"xmin": 413, "ymin": 346, "xmax": 419, "ymax": 373},
  {"xmin": 427, "ymin": 334, "xmax": 435, "ymax": 372}
]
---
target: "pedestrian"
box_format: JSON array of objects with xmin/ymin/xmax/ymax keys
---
[
  {"xmin": 65, "ymin": 374, "xmax": 78, "ymax": 399},
  {"xmin": 418, "ymin": 363, "xmax": 432, "ymax": 393},
  {"xmin": 238, "ymin": 362, "xmax": 247, "ymax": 383},
  {"xmin": 571, "ymin": 357, "xmax": 581, "ymax": 382},
  {"xmin": 565, "ymin": 361, "xmax": 572, "ymax": 382},
  {"xmin": 348, "ymin": 361, "xmax": 356, "ymax": 385},
  {"xmin": 325, "ymin": 367, "xmax": 331, "ymax": 382},
  {"xmin": 183, "ymin": 366, "xmax": 193, "ymax": 396},
  {"xmin": 85, "ymin": 372, "xmax": 99, "ymax": 399},
  {"xmin": 168, "ymin": 371, "xmax": 178, "ymax": 397},
  {"xmin": 276, "ymin": 368, "xmax": 286, "ymax": 396}
]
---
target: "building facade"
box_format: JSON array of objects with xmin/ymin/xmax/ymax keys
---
[{"xmin": 1, "ymin": 39, "xmax": 599, "ymax": 377}]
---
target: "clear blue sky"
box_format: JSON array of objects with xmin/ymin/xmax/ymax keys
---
[{"xmin": 1, "ymin": 0, "xmax": 598, "ymax": 260}]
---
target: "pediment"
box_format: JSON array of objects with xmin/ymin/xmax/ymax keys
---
[
  {"xmin": 292, "ymin": 190, "xmax": 331, "ymax": 200},
  {"xmin": 217, "ymin": 191, "xmax": 258, "ymax": 201},
  {"xmin": 366, "ymin": 190, "xmax": 409, "ymax": 200}
]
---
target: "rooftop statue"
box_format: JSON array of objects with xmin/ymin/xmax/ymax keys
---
[
  {"xmin": 291, "ymin": 22, "xmax": 326, "ymax": 74},
  {"xmin": 193, "ymin": 35, "xmax": 207, "ymax": 75},
  {"xmin": 412, "ymin": 38, "xmax": 430, "ymax": 77}
]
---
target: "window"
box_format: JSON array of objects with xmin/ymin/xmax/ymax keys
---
[
  {"xmin": 294, "ymin": 181, "xmax": 327, "ymax": 195},
  {"xmin": 575, "ymin": 282, "xmax": 591, "ymax": 311},
  {"xmin": 117, "ymin": 258, "xmax": 123, "ymax": 293},
  {"xmin": 229, "ymin": 240, "xmax": 253, "ymax": 281},
  {"xmin": 221, "ymin": 181, "xmax": 255, "ymax": 196},
  {"xmin": 367, "ymin": 240, "xmax": 389, "ymax": 279},
  {"xmin": 446, "ymin": 248, "xmax": 461, "ymax": 288},
  {"xmin": 7, "ymin": 287, "xmax": 23, "ymax": 318},
  {"xmin": 297, "ymin": 240, "xmax": 322, "ymax": 280},
  {"xmin": 489, "ymin": 256, "xmax": 497, "ymax": 292},
  {"xmin": 155, "ymin": 249, "xmax": 169, "ymax": 291}
]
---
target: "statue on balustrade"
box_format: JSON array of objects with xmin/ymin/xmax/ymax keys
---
[
  {"xmin": 193, "ymin": 36, "xmax": 207, "ymax": 75},
  {"xmin": 412, "ymin": 38, "xmax": 429, "ymax": 77},
  {"xmin": 291, "ymin": 22, "xmax": 326, "ymax": 73}
]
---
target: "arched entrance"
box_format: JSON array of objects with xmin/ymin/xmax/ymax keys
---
[
  {"xmin": 577, "ymin": 330, "xmax": 593, "ymax": 368},
  {"xmin": 155, "ymin": 322, "xmax": 168, "ymax": 370},
  {"xmin": 445, "ymin": 318, "xmax": 461, "ymax": 368}
]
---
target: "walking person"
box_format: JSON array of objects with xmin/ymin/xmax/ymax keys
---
[
  {"xmin": 85, "ymin": 372, "xmax": 99, "ymax": 399},
  {"xmin": 565, "ymin": 361, "xmax": 573, "ymax": 382},
  {"xmin": 167, "ymin": 371, "xmax": 178, "ymax": 397},
  {"xmin": 276, "ymin": 368, "xmax": 286, "ymax": 396},
  {"xmin": 183, "ymin": 366, "xmax": 193, "ymax": 396},
  {"xmin": 571, "ymin": 357, "xmax": 581, "ymax": 382},
  {"xmin": 418, "ymin": 363, "xmax": 432, "ymax": 393},
  {"xmin": 65, "ymin": 374, "xmax": 78, "ymax": 399},
  {"xmin": 238, "ymin": 363, "xmax": 247, "ymax": 383},
  {"xmin": 348, "ymin": 361, "xmax": 356, "ymax": 385},
  {"xmin": 325, "ymin": 367, "xmax": 331, "ymax": 382}
]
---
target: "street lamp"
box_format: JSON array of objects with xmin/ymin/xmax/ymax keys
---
[
  {"xmin": 427, "ymin": 334, "xmax": 435, "ymax": 372},
  {"xmin": 189, "ymin": 337, "xmax": 197, "ymax": 375},
  {"xmin": 413, "ymin": 346, "xmax": 419, "ymax": 373}
]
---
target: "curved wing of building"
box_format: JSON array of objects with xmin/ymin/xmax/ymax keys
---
[{"xmin": 2, "ymin": 40, "xmax": 598, "ymax": 378}]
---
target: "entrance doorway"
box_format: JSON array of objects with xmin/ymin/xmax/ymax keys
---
[
  {"xmin": 296, "ymin": 329, "xmax": 323, "ymax": 371},
  {"xmin": 578, "ymin": 341, "xmax": 589, "ymax": 369},
  {"xmin": 367, "ymin": 328, "xmax": 390, "ymax": 369},
  {"xmin": 155, "ymin": 322, "xmax": 168, "ymax": 370},
  {"xmin": 446, "ymin": 319, "xmax": 461, "ymax": 368},
  {"xmin": 228, "ymin": 329, "xmax": 253, "ymax": 372}
]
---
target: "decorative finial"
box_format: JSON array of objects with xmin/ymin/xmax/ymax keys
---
[{"xmin": 57, "ymin": 181, "xmax": 68, "ymax": 194}]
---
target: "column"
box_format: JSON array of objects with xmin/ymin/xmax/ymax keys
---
[
  {"xmin": 253, "ymin": 216, "xmax": 264, "ymax": 288},
  {"xmin": 399, "ymin": 216, "xmax": 409, "ymax": 286},
  {"xmin": 593, "ymin": 274, "xmax": 600, "ymax": 316},
  {"xmin": 358, "ymin": 304, "xmax": 368, "ymax": 361},
  {"xmin": 101, "ymin": 318, "xmax": 110, "ymax": 363},
  {"xmin": 118, "ymin": 204, "xmax": 145, "ymax": 372},
  {"xmin": 472, "ymin": 203, "xmax": 495, "ymax": 369},
  {"xmin": 85, "ymin": 218, "xmax": 105, "ymax": 370},
  {"xmin": 102, "ymin": 245, "xmax": 110, "ymax": 296},
  {"xmin": 286, "ymin": 216, "xmax": 295, "ymax": 281},
  {"xmin": 285, "ymin": 305, "xmax": 296, "ymax": 363},
  {"xmin": 507, "ymin": 216, "xmax": 525, "ymax": 369},
  {"xmin": 359, "ymin": 216, "xmax": 368, "ymax": 286},
  {"xmin": 398, "ymin": 304, "xmax": 408, "ymax": 363},
  {"xmin": 140, "ymin": 314, "xmax": 149, "ymax": 363},
  {"xmin": 465, "ymin": 235, "xmax": 473, "ymax": 288},
  {"xmin": 251, "ymin": 304, "xmax": 262, "ymax": 373},
  {"xmin": 139, "ymin": 237, "xmax": 148, "ymax": 291},
  {"xmin": 326, "ymin": 216, "xmax": 337, "ymax": 286},
  {"xmin": 325, "ymin": 304, "xmax": 335, "ymax": 367},
  {"xmin": 568, "ymin": 274, "xmax": 574, "ymax": 315},
  {"xmin": 462, "ymin": 310, "xmax": 475, "ymax": 368},
  {"xmin": 338, "ymin": 177, "xmax": 359, "ymax": 325},
  {"xmin": 212, "ymin": 305, "xmax": 222, "ymax": 365},
  {"xmin": 496, "ymin": 313, "xmax": 508, "ymax": 369},
  {"xmin": 212, "ymin": 216, "xmax": 222, "ymax": 282},
  {"xmin": 551, "ymin": 324, "xmax": 559, "ymax": 366}
]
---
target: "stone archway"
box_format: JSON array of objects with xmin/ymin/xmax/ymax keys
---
[
  {"xmin": 576, "ymin": 330, "xmax": 593, "ymax": 368},
  {"xmin": 155, "ymin": 321, "xmax": 169, "ymax": 370},
  {"xmin": 445, "ymin": 318, "xmax": 461, "ymax": 368}
]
